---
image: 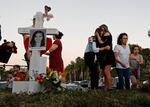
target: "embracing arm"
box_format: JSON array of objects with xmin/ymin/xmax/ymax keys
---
[
  {"xmin": 92, "ymin": 42, "xmax": 109, "ymax": 52},
  {"xmin": 95, "ymin": 32, "xmax": 103, "ymax": 44}
]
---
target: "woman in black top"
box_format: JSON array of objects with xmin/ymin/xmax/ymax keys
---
[{"xmin": 95, "ymin": 24, "xmax": 115, "ymax": 90}]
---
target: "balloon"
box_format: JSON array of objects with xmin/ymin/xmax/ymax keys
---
[{"xmin": 148, "ymin": 29, "xmax": 150, "ymax": 37}]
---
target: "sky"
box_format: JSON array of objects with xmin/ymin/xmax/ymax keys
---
[{"xmin": 0, "ymin": 0, "xmax": 150, "ymax": 68}]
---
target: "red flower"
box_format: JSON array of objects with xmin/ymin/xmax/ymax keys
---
[
  {"xmin": 36, "ymin": 74, "xmax": 45, "ymax": 84},
  {"xmin": 14, "ymin": 77, "xmax": 21, "ymax": 81}
]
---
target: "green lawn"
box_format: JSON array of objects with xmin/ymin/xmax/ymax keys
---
[{"xmin": 0, "ymin": 89, "xmax": 150, "ymax": 107}]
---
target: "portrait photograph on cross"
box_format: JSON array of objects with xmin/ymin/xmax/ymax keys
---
[{"xmin": 29, "ymin": 29, "xmax": 46, "ymax": 50}]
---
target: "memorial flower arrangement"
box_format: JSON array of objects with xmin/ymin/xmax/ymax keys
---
[{"xmin": 35, "ymin": 68, "xmax": 65, "ymax": 92}]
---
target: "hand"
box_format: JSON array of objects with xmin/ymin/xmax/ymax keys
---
[
  {"xmin": 88, "ymin": 37, "xmax": 93, "ymax": 42},
  {"xmin": 45, "ymin": 52, "xmax": 50, "ymax": 55},
  {"xmin": 121, "ymin": 64, "xmax": 128, "ymax": 68},
  {"xmin": 104, "ymin": 45, "xmax": 110, "ymax": 50},
  {"xmin": 136, "ymin": 59, "xmax": 140, "ymax": 64},
  {"xmin": 95, "ymin": 32, "xmax": 100, "ymax": 37}
]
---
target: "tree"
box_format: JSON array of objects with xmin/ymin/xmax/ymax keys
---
[{"xmin": 65, "ymin": 57, "xmax": 89, "ymax": 82}]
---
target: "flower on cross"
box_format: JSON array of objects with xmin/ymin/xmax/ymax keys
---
[{"xmin": 35, "ymin": 68, "xmax": 65, "ymax": 92}]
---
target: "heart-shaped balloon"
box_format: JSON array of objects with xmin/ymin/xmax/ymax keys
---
[{"xmin": 23, "ymin": 36, "xmax": 52, "ymax": 55}]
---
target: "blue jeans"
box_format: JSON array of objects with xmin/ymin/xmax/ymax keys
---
[{"xmin": 116, "ymin": 68, "xmax": 131, "ymax": 90}]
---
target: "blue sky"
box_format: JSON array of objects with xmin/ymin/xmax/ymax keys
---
[{"xmin": 0, "ymin": 0, "xmax": 150, "ymax": 67}]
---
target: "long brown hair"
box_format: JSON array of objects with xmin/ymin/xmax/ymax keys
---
[{"xmin": 99, "ymin": 24, "xmax": 109, "ymax": 37}]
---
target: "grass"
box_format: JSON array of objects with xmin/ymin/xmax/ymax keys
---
[{"xmin": 0, "ymin": 89, "xmax": 150, "ymax": 107}]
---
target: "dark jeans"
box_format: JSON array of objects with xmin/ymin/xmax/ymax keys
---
[
  {"xmin": 116, "ymin": 68, "xmax": 131, "ymax": 90},
  {"xmin": 84, "ymin": 52, "xmax": 99, "ymax": 89}
]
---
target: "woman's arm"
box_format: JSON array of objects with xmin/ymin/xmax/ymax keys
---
[
  {"xmin": 140, "ymin": 55, "xmax": 144, "ymax": 64},
  {"xmin": 92, "ymin": 42, "xmax": 109, "ymax": 52},
  {"xmin": 45, "ymin": 44, "xmax": 58, "ymax": 55},
  {"xmin": 49, "ymin": 44, "xmax": 58, "ymax": 52},
  {"xmin": 95, "ymin": 32, "xmax": 103, "ymax": 44},
  {"xmin": 130, "ymin": 54, "xmax": 144, "ymax": 65},
  {"xmin": 26, "ymin": 50, "xmax": 32, "ymax": 60},
  {"xmin": 137, "ymin": 55, "xmax": 144, "ymax": 64},
  {"xmin": 92, "ymin": 42, "xmax": 99, "ymax": 53},
  {"xmin": 114, "ymin": 52, "xmax": 127, "ymax": 68},
  {"xmin": 103, "ymin": 32, "xmax": 111, "ymax": 50},
  {"xmin": 130, "ymin": 54, "xmax": 136, "ymax": 60}
]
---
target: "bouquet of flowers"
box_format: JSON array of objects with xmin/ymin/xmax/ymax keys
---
[{"xmin": 35, "ymin": 68, "xmax": 65, "ymax": 92}]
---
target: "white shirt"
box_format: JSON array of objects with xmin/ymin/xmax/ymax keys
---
[{"xmin": 114, "ymin": 44, "xmax": 131, "ymax": 69}]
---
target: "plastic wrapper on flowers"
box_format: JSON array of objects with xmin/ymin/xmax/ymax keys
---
[{"xmin": 35, "ymin": 69, "xmax": 65, "ymax": 92}]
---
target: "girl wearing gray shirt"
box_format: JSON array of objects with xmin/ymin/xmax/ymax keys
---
[{"xmin": 130, "ymin": 45, "xmax": 143, "ymax": 89}]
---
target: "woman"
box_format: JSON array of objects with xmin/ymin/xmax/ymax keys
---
[
  {"xmin": 95, "ymin": 24, "xmax": 115, "ymax": 91},
  {"xmin": 114, "ymin": 33, "xmax": 131, "ymax": 90},
  {"xmin": 84, "ymin": 35, "xmax": 99, "ymax": 89},
  {"xmin": 130, "ymin": 45, "xmax": 143, "ymax": 89},
  {"xmin": 30, "ymin": 30, "xmax": 45, "ymax": 47},
  {"xmin": 23, "ymin": 17, "xmax": 35, "ymax": 70},
  {"xmin": 45, "ymin": 31, "xmax": 64, "ymax": 72}
]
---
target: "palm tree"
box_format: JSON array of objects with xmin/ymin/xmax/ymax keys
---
[
  {"xmin": 75, "ymin": 57, "xmax": 89, "ymax": 80},
  {"xmin": 65, "ymin": 64, "xmax": 73, "ymax": 82},
  {"xmin": 65, "ymin": 61, "xmax": 76, "ymax": 82},
  {"xmin": 65, "ymin": 57, "xmax": 89, "ymax": 82}
]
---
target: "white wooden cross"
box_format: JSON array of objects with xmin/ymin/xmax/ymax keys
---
[{"xmin": 13, "ymin": 11, "xmax": 58, "ymax": 93}]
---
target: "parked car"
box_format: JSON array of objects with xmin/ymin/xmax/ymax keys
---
[
  {"xmin": 61, "ymin": 83, "xmax": 78, "ymax": 90},
  {"xmin": 73, "ymin": 81, "xmax": 82, "ymax": 85},
  {"xmin": 80, "ymin": 80, "xmax": 90, "ymax": 88},
  {"xmin": 0, "ymin": 81, "xmax": 8, "ymax": 89}
]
